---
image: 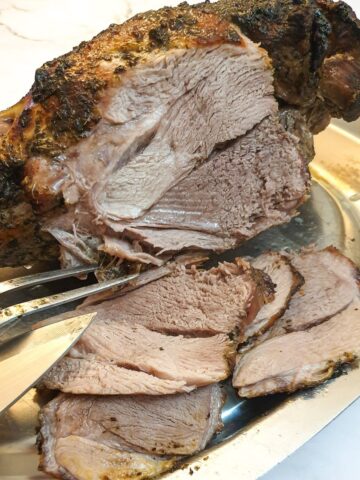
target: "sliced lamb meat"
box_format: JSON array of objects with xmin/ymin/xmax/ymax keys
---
[
  {"xmin": 243, "ymin": 252, "xmax": 304, "ymax": 340},
  {"xmin": 44, "ymin": 437, "xmax": 174, "ymax": 480},
  {"xmin": 233, "ymin": 298, "xmax": 360, "ymax": 397},
  {"xmin": 42, "ymin": 324, "xmax": 232, "ymax": 394},
  {"xmin": 41, "ymin": 358, "xmax": 194, "ymax": 395},
  {"xmin": 47, "ymin": 257, "xmax": 271, "ymax": 337},
  {"xmin": 267, "ymin": 247, "xmax": 360, "ymax": 337},
  {"xmin": 42, "ymin": 258, "xmax": 270, "ymax": 395},
  {"xmin": 70, "ymin": 322, "xmax": 233, "ymax": 384},
  {"xmin": 81, "ymin": 251, "xmax": 208, "ymax": 307},
  {"xmin": 39, "ymin": 385, "xmax": 223, "ymax": 478},
  {"xmin": 82, "ymin": 259, "xmax": 272, "ymax": 337},
  {"xmin": 118, "ymin": 115, "xmax": 308, "ymax": 252}
]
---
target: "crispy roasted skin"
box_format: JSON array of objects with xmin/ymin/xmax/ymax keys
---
[{"xmin": 0, "ymin": 0, "xmax": 359, "ymax": 266}]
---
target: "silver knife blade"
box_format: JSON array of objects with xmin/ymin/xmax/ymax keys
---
[{"xmin": 0, "ymin": 312, "xmax": 96, "ymax": 414}]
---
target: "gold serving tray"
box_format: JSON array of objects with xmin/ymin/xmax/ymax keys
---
[{"xmin": 0, "ymin": 122, "xmax": 359, "ymax": 479}]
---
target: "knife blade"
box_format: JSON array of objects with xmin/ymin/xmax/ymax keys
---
[{"xmin": 0, "ymin": 312, "xmax": 95, "ymax": 414}]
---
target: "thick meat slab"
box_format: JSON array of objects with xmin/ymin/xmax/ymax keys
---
[
  {"xmin": 39, "ymin": 385, "xmax": 223, "ymax": 479},
  {"xmin": 243, "ymin": 252, "xmax": 304, "ymax": 340},
  {"xmin": 268, "ymin": 247, "xmax": 360, "ymax": 337},
  {"xmin": 233, "ymin": 299, "xmax": 360, "ymax": 397},
  {"xmin": 110, "ymin": 115, "xmax": 308, "ymax": 253},
  {"xmin": 0, "ymin": 6, "xmax": 280, "ymax": 267}
]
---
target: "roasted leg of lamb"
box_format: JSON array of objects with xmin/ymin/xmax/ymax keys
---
[{"xmin": 0, "ymin": 0, "xmax": 359, "ymax": 267}]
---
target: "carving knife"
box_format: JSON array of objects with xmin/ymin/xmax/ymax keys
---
[{"xmin": 0, "ymin": 313, "xmax": 95, "ymax": 414}]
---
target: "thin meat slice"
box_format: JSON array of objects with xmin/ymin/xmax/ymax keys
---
[
  {"xmin": 244, "ymin": 252, "xmax": 304, "ymax": 340},
  {"xmin": 43, "ymin": 323, "xmax": 232, "ymax": 394},
  {"xmin": 46, "ymin": 258, "xmax": 270, "ymax": 337},
  {"xmin": 233, "ymin": 299, "xmax": 360, "ymax": 397},
  {"xmin": 268, "ymin": 247, "xmax": 360, "ymax": 337},
  {"xmin": 41, "ymin": 358, "xmax": 194, "ymax": 395},
  {"xmin": 39, "ymin": 385, "xmax": 223, "ymax": 478},
  {"xmin": 81, "ymin": 251, "xmax": 207, "ymax": 307},
  {"xmin": 80, "ymin": 259, "xmax": 270, "ymax": 337},
  {"xmin": 71, "ymin": 322, "xmax": 232, "ymax": 384}
]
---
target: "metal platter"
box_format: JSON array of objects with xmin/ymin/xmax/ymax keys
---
[{"xmin": 0, "ymin": 123, "xmax": 359, "ymax": 479}]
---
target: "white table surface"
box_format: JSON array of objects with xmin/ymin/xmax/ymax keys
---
[{"xmin": 0, "ymin": 1, "xmax": 359, "ymax": 479}]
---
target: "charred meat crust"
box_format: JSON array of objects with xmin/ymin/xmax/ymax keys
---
[
  {"xmin": 1, "ymin": 0, "xmax": 359, "ymax": 169},
  {"xmin": 0, "ymin": 8, "xmax": 245, "ymax": 167},
  {"xmin": 210, "ymin": 0, "xmax": 360, "ymax": 123}
]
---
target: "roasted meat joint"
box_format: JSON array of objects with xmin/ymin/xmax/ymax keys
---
[
  {"xmin": 0, "ymin": 0, "xmax": 359, "ymax": 268},
  {"xmin": 0, "ymin": 0, "xmax": 360, "ymax": 479}
]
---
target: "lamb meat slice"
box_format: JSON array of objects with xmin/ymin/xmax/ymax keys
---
[
  {"xmin": 39, "ymin": 385, "xmax": 223, "ymax": 478},
  {"xmin": 243, "ymin": 252, "xmax": 304, "ymax": 341},
  {"xmin": 43, "ymin": 257, "xmax": 271, "ymax": 338},
  {"xmin": 41, "ymin": 358, "xmax": 194, "ymax": 395},
  {"xmin": 42, "ymin": 323, "xmax": 232, "ymax": 394},
  {"xmin": 43, "ymin": 437, "xmax": 174, "ymax": 480},
  {"xmin": 233, "ymin": 298, "xmax": 360, "ymax": 397},
  {"xmin": 267, "ymin": 247, "xmax": 360, "ymax": 338},
  {"xmin": 82, "ymin": 258, "xmax": 271, "ymax": 338},
  {"xmin": 70, "ymin": 322, "xmax": 233, "ymax": 384},
  {"xmin": 80, "ymin": 250, "xmax": 208, "ymax": 307}
]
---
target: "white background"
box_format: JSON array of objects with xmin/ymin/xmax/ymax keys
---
[{"xmin": 0, "ymin": 1, "xmax": 360, "ymax": 478}]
